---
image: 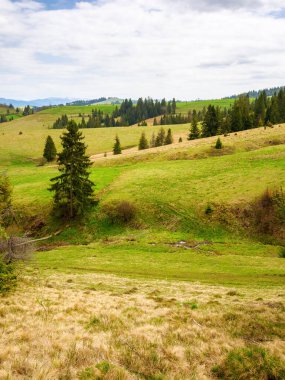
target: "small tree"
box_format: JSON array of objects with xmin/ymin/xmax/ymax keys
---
[
  {"xmin": 179, "ymin": 137, "xmax": 182, "ymax": 143},
  {"xmin": 113, "ymin": 135, "xmax": 122, "ymax": 155},
  {"xmin": 215, "ymin": 137, "xmax": 223, "ymax": 149},
  {"xmin": 153, "ymin": 117, "xmax": 158, "ymax": 126},
  {"xmin": 164, "ymin": 128, "xmax": 173, "ymax": 145},
  {"xmin": 138, "ymin": 132, "xmax": 149, "ymax": 150},
  {"xmin": 49, "ymin": 121, "xmax": 96, "ymax": 219},
  {"xmin": 150, "ymin": 133, "xmax": 156, "ymax": 148},
  {"xmin": 43, "ymin": 135, "xmax": 57, "ymax": 162},
  {"xmin": 155, "ymin": 128, "xmax": 166, "ymax": 147},
  {"xmin": 188, "ymin": 110, "xmax": 200, "ymax": 140}
]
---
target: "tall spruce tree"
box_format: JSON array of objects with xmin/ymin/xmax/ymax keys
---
[
  {"xmin": 188, "ymin": 110, "xmax": 200, "ymax": 140},
  {"xmin": 43, "ymin": 135, "xmax": 57, "ymax": 162},
  {"xmin": 113, "ymin": 135, "xmax": 122, "ymax": 155},
  {"xmin": 49, "ymin": 121, "xmax": 95, "ymax": 219},
  {"xmin": 138, "ymin": 132, "xmax": 149, "ymax": 150}
]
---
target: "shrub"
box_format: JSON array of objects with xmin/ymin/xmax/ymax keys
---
[
  {"xmin": 0, "ymin": 257, "xmax": 16, "ymax": 293},
  {"xmin": 252, "ymin": 188, "xmax": 285, "ymax": 235},
  {"xmin": 215, "ymin": 137, "xmax": 223, "ymax": 149},
  {"xmin": 179, "ymin": 137, "xmax": 182, "ymax": 142},
  {"xmin": 102, "ymin": 200, "xmax": 136, "ymax": 224},
  {"xmin": 205, "ymin": 204, "xmax": 213, "ymax": 215},
  {"xmin": 279, "ymin": 247, "xmax": 285, "ymax": 258},
  {"xmin": 212, "ymin": 347, "xmax": 285, "ymax": 380}
]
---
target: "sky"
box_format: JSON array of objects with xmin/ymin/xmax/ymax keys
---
[{"xmin": 1, "ymin": 0, "xmax": 285, "ymax": 100}]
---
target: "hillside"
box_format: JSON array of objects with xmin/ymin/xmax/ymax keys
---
[{"xmin": 0, "ymin": 109, "xmax": 285, "ymax": 379}]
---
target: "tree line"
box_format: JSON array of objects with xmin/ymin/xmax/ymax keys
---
[{"xmin": 189, "ymin": 89, "xmax": 285, "ymax": 139}]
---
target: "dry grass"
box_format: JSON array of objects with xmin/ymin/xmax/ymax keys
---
[{"xmin": 0, "ymin": 271, "xmax": 284, "ymax": 379}]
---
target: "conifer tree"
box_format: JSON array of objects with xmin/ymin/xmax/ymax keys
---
[
  {"xmin": 49, "ymin": 121, "xmax": 95, "ymax": 219},
  {"xmin": 164, "ymin": 128, "xmax": 173, "ymax": 145},
  {"xmin": 113, "ymin": 135, "xmax": 122, "ymax": 155},
  {"xmin": 43, "ymin": 135, "xmax": 57, "ymax": 162},
  {"xmin": 188, "ymin": 110, "xmax": 200, "ymax": 140},
  {"xmin": 153, "ymin": 117, "xmax": 158, "ymax": 126},
  {"xmin": 155, "ymin": 128, "xmax": 166, "ymax": 147},
  {"xmin": 150, "ymin": 132, "xmax": 156, "ymax": 148},
  {"xmin": 215, "ymin": 137, "xmax": 223, "ymax": 149},
  {"xmin": 138, "ymin": 132, "xmax": 149, "ymax": 150}
]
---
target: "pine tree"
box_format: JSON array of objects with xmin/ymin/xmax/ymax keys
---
[
  {"xmin": 153, "ymin": 117, "xmax": 158, "ymax": 126},
  {"xmin": 150, "ymin": 132, "xmax": 156, "ymax": 148},
  {"xmin": 155, "ymin": 128, "xmax": 166, "ymax": 147},
  {"xmin": 49, "ymin": 121, "xmax": 95, "ymax": 219},
  {"xmin": 215, "ymin": 137, "xmax": 223, "ymax": 149},
  {"xmin": 138, "ymin": 132, "xmax": 149, "ymax": 150},
  {"xmin": 113, "ymin": 135, "xmax": 122, "ymax": 155},
  {"xmin": 164, "ymin": 128, "xmax": 173, "ymax": 145},
  {"xmin": 43, "ymin": 135, "xmax": 57, "ymax": 162},
  {"xmin": 188, "ymin": 110, "xmax": 200, "ymax": 140}
]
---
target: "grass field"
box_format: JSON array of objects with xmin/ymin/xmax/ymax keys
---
[
  {"xmin": 1, "ymin": 111, "xmax": 285, "ymax": 378},
  {"xmin": 39, "ymin": 104, "xmax": 117, "ymax": 116},
  {"xmin": 176, "ymin": 98, "xmax": 236, "ymax": 114}
]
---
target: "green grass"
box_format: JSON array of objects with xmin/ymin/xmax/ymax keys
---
[
  {"xmin": 0, "ymin": 117, "xmax": 189, "ymax": 165},
  {"xmin": 39, "ymin": 104, "xmax": 117, "ymax": 116},
  {"xmin": 176, "ymin": 98, "xmax": 236, "ymax": 114},
  {"xmin": 35, "ymin": 236, "xmax": 285, "ymax": 287}
]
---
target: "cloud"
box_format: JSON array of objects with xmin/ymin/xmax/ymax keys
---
[{"xmin": 1, "ymin": 0, "xmax": 285, "ymax": 99}]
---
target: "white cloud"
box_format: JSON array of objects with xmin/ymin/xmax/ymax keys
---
[{"xmin": 0, "ymin": 0, "xmax": 285, "ymax": 99}]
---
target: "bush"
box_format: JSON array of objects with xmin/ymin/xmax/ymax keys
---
[
  {"xmin": 102, "ymin": 200, "xmax": 136, "ymax": 224},
  {"xmin": 252, "ymin": 188, "xmax": 285, "ymax": 235},
  {"xmin": 212, "ymin": 347, "xmax": 285, "ymax": 380},
  {"xmin": 0, "ymin": 257, "xmax": 16, "ymax": 293},
  {"xmin": 279, "ymin": 247, "xmax": 285, "ymax": 258},
  {"xmin": 215, "ymin": 137, "xmax": 223, "ymax": 149}
]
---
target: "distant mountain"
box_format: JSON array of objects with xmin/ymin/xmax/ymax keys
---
[{"xmin": 0, "ymin": 97, "xmax": 78, "ymax": 107}]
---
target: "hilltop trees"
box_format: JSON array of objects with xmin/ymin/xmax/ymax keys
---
[
  {"xmin": 43, "ymin": 136, "xmax": 57, "ymax": 162},
  {"xmin": 49, "ymin": 121, "xmax": 95, "ymax": 219},
  {"xmin": 138, "ymin": 132, "xmax": 149, "ymax": 150},
  {"xmin": 113, "ymin": 135, "xmax": 122, "ymax": 155}
]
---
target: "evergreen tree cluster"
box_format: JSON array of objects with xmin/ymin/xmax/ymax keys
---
[
  {"xmin": 200, "ymin": 89, "xmax": 285, "ymax": 139},
  {"xmin": 113, "ymin": 98, "xmax": 177, "ymax": 126},
  {"xmin": 149, "ymin": 128, "xmax": 173, "ymax": 148},
  {"xmin": 53, "ymin": 115, "xmax": 69, "ymax": 129},
  {"xmin": 22, "ymin": 105, "xmax": 33, "ymax": 116}
]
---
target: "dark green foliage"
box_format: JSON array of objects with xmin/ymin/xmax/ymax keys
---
[
  {"xmin": 155, "ymin": 128, "xmax": 166, "ymax": 147},
  {"xmin": 43, "ymin": 135, "xmax": 57, "ymax": 162},
  {"xmin": 160, "ymin": 113, "xmax": 190, "ymax": 125},
  {"xmin": 215, "ymin": 137, "xmax": 223, "ymax": 149},
  {"xmin": 113, "ymin": 135, "xmax": 122, "ymax": 155},
  {"xmin": 49, "ymin": 121, "xmax": 96, "ymax": 219},
  {"xmin": 53, "ymin": 114, "xmax": 68, "ymax": 129},
  {"xmin": 0, "ymin": 258, "xmax": 16, "ymax": 293},
  {"xmin": 212, "ymin": 347, "xmax": 285, "ymax": 380},
  {"xmin": 153, "ymin": 117, "xmax": 158, "ymax": 126},
  {"xmin": 164, "ymin": 128, "xmax": 173, "ymax": 145},
  {"xmin": 0, "ymin": 174, "xmax": 13, "ymax": 225},
  {"xmin": 116, "ymin": 97, "xmax": 176, "ymax": 126},
  {"xmin": 179, "ymin": 137, "xmax": 182, "ymax": 143},
  {"xmin": 0, "ymin": 114, "xmax": 7, "ymax": 123},
  {"xmin": 138, "ymin": 132, "xmax": 149, "ymax": 150},
  {"xmin": 279, "ymin": 247, "xmax": 285, "ymax": 258},
  {"xmin": 150, "ymin": 133, "xmax": 156, "ymax": 148},
  {"xmin": 188, "ymin": 110, "xmax": 200, "ymax": 140},
  {"xmin": 22, "ymin": 105, "xmax": 33, "ymax": 116},
  {"xmin": 102, "ymin": 200, "xmax": 136, "ymax": 224},
  {"xmin": 205, "ymin": 204, "xmax": 213, "ymax": 215}
]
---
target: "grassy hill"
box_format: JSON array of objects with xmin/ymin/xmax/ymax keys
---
[{"xmin": 1, "ymin": 108, "xmax": 285, "ymax": 379}]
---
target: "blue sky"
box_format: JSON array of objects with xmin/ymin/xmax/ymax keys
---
[{"xmin": 2, "ymin": 0, "xmax": 285, "ymax": 100}]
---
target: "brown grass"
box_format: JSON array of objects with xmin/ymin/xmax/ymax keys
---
[{"xmin": 0, "ymin": 271, "xmax": 284, "ymax": 379}]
